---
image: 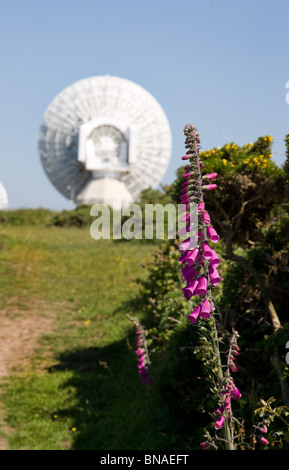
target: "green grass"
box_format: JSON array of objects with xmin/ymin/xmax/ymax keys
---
[{"xmin": 0, "ymin": 220, "xmax": 171, "ymax": 450}]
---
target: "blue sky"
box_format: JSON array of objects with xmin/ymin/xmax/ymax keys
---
[{"xmin": 1, "ymin": 0, "xmax": 289, "ymax": 210}]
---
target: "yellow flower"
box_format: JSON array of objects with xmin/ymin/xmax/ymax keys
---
[{"xmin": 222, "ymin": 159, "xmax": 227, "ymax": 166}]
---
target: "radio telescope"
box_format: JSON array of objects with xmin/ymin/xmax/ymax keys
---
[
  {"xmin": 38, "ymin": 75, "xmax": 172, "ymax": 207},
  {"xmin": 0, "ymin": 182, "xmax": 8, "ymax": 210}
]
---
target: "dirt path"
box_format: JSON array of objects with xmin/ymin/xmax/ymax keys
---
[
  {"xmin": 0, "ymin": 299, "xmax": 57, "ymax": 377},
  {"xmin": 0, "ymin": 298, "xmax": 59, "ymax": 449}
]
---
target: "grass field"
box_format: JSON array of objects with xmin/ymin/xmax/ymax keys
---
[{"xmin": 0, "ymin": 219, "xmax": 172, "ymax": 450}]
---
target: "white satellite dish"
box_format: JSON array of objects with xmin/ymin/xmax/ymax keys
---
[
  {"xmin": 0, "ymin": 182, "xmax": 8, "ymax": 210},
  {"xmin": 38, "ymin": 75, "xmax": 172, "ymax": 207}
]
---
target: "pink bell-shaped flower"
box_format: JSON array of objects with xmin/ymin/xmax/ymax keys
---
[
  {"xmin": 198, "ymin": 201, "xmax": 205, "ymax": 213},
  {"xmin": 203, "ymin": 183, "xmax": 217, "ymax": 191},
  {"xmin": 181, "ymin": 264, "xmax": 197, "ymax": 281},
  {"xmin": 200, "ymin": 441, "xmax": 210, "ymax": 450},
  {"xmin": 194, "ymin": 276, "xmax": 208, "ymax": 297},
  {"xmin": 209, "ymin": 249, "xmax": 221, "ymax": 267},
  {"xmin": 188, "ymin": 305, "xmax": 201, "ymax": 324},
  {"xmin": 214, "ymin": 415, "xmax": 225, "ymax": 430},
  {"xmin": 182, "ymin": 278, "xmax": 199, "ymax": 300},
  {"xmin": 204, "ymin": 172, "xmax": 217, "ymax": 180},
  {"xmin": 179, "ymin": 237, "xmax": 194, "ymax": 252},
  {"xmin": 209, "ymin": 266, "xmax": 222, "ymax": 286},
  {"xmin": 207, "ymin": 226, "xmax": 220, "ymax": 243},
  {"xmin": 224, "ymin": 395, "xmax": 231, "ymax": 410},
  {"xmin": 179, "ymin": 212, "xmax": 191, "ymax": 223},
  {"xmin": 202, "ymin": 242, "xmax": 213, "ymax": 259},
  {"xmin": 230, "ymin": 387, "xmax": 242, "ymax": 400},
  {"xmin": 178, "ymin": 251, "xmax": 189, "ymax": 264},
  {"xmin": 202, "ymin": 211, "xmax": 211, "ymax": 225},
  {"xmin": 260, "ymin": 436, "xmax": 269, "ymax": 445},
  {"xmin": 185, "ymin": 248, "xmax": 199, "ymax": 266},
  {"xmin": 200, "ymin": 299, "xmax": 211, "ymax": 318}
]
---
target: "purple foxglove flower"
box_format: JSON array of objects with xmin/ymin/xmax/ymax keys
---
[
  {"xmin": 198, "ymin": 201, "xmax": 205, "ymax": 213},
  {"xmin": 202, "ymin": 242, "xmax": 213, "ymax": 259},
  {"xmin": 207, "ymin": 226, "xmax": 220, "ymax": 243},
  {"xmin": 214, "ymin": 415, "xmax": 225, "ymax": 430},
  {"xmin": 182, "ymin": 155, "xmax": 190, "ymax": 160},
  {"xmin": 209, "ymin": 250, "xmax": 221, "ymax": 267},
  {"xmin": 224, "ymin": 395, "xmax": 231, "ymax": 410},
  {"xmin": 209, "ymin": 266, "xmax": 222, "ymax": 286},
  {"xmin": 185, "ymin": 248, "xmax": 199, "ymax": 266},
  {"xmin": 202, "ymin": 211, "xmax": 211, "ymax": 225},
  {"xmin": 200, "ymin": 441, "xmax": 210, "ymax": 450},
  {"xmin": 260, "ymin": 437, "xmax": 269, "ymax": 445},
  {"xmin": 203, "ymin": 183, "xmax": 217, "ymax": 191},
  {"xmin": 181, "ymin": 199, "xmax": 190, "ymax": 206},
  {"xmin": 216, "ymin": 406, "xmax": 224, "ymax": 415},
  {"xmin": 230, "ymin": 387, "xmax": 242, "ymax": 400},
  {"xmin": 182, "ymin": 278, "xmax": 199, "ymax": 300},
  {"xmin": 204, "ymin": 172, "xmax": 217, "ymax": 180},
  {"xmin": 181, "ymin": 187, "xmax": 189, "ymax": 194},
  {"xmin": 137, "ymin": 358, "xmax": 146, "ymax": 369},
  {"xmin": 139, "ymin": 368, "xmax": 149, "ymax": 385},
  {"xmin": 180, "ymin": 197, "xmax": 190, "ymax": 205},
  {"xmin": 181, "ymin": 264, "xmax": 197, "ymax": 282},
  {"xmin": 182, "ymin": 172, "xmax": 191, "ymax": 179},
  {"xmin": 179, "ymin": 237, "xmax": 192, "ymax": 252},
  {"xmin": 179, "ymin": 212, "xmax": 191, "ymax": 223},
  {"xmin": 194, "ymin": 276, "xmax": 208, "ymax": 297},
  {"xmin": 200, "ymin": 299, "xmax": 211, "ymax": 318},
  {"xmin": 178, "ymin": 251, "xmax": 189, "ymax": 264},
  {"xmin": 188, "ymin": 305, "xmax": 201, "ymax": 324}
]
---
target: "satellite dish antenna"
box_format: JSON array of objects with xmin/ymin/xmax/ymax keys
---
[
  {"xmin": 0, "ymin": 182, "xmax": 8, "ymax": 210},
  {"xmin": 38, "ymin": 75, "xmax": 172, "ymax": 207}
]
